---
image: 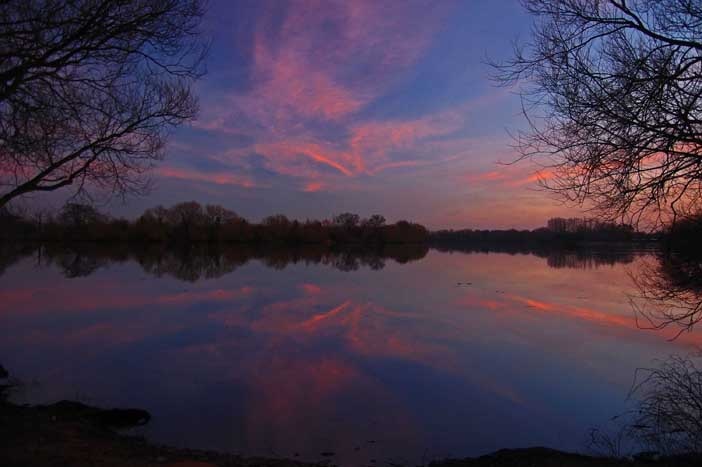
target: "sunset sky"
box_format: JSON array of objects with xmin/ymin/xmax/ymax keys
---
[{"xmin": 123, "ymin": 0, "xmax": 579, "ymax": 229}]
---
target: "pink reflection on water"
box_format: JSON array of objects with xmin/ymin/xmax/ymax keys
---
[{"xmin": 2, "ymin": 250, "xmax": 701, "ymax": 464}]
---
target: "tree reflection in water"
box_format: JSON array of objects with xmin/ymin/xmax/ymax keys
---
[
  {"xmin": 630, "ymin": 250, "xmax": 702, "ymax": 338},
  {"xmin": 2, "ymin": 243, "xmax": 430, "ymax": 281},
  {"xmin": 589, "ymin": 248, "xmax": 702, "ymax": 458},
  {"xmin": 630, "ymin": 249, "xmax": 702, "ymax": 455},
  {"xmin": 0, "ymin": 243, "xmax": 650, "ymax": 282},
  {"xmin": 3, "ymin": 241, "xmax": 701, "ymax": 459}
]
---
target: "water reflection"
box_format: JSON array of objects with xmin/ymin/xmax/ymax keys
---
[
  {"xmin": 0, "ymin": 243, "xmax": 36, "ymax": 277},
  {"xmin": 0, "ymin": 242, "xmax": 646, "ymax": 282},
  {"xmin": 630, "ymin": 249, "xmax": 702, "ymax": 337},
  {"xmin": 0, "ymin": 243, "xmax": 430, "ymax": 281},
  {"xmin": 431, "ymin": 242, "xmax": 642, "ymax": 269},
  {"xmin": 0, "ymin": 245, "xmax": 699, "ymax": 465}
]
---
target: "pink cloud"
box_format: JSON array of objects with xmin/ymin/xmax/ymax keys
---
[
  {"xmin": 189, "ymin": 1, "xmax": 461, "ymax": 189},
  {"xmin": 251, "ymin": 141, "xmax": 355, "ymax": 177},
  {"xmin": 300, "ymin": 283, "xmax": 323, "ymax": 294},
  {"xmin": 463, "ymin": 165, "xmax": 557, "ymax": 188},
  {"xmin": 156, "ymin": 167, "xmax": 258, "ymax": 188},
  {"xmin": 210, "ymin": 105, "xmax": 471, "ymax": 184},
  {"xmin": 302, "ymin": 181, "xmax": 325, "ymax": 192},
  {"xmin": 199, "ymin": 1, "xmax": 443, "ymax": 131},
  {"xmin": 464, "ymin": 170, "xmax": 509, "ymax": 183},
  {"xmin": 250, "ymin": 40, "xmax": 366, "ymax": 122}
]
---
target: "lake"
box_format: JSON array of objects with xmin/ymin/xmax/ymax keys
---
[{"xmin": 0, "ymin": 244, "xmax": 699, "ymax": 466}]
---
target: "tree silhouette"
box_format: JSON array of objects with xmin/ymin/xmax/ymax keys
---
[
  {"xmin": 629, "ymin": 355, "xmax": 702, "ymax": 454},
  {"xmin": 496, "ymin": 0, "xmax": 702, "ymax": 225},
  {"xmin": 0, "ymin": 0, "xmax": 207, "ymax": 208},
  {"xmin": 333, "ymin": 212, "xmax": 361, "ymax": 229},
  {"xmin": 58, "ymin": 203, "xmax": 105, "ymax": 228},
  {"xmin": 364, "ymin": 215, "xmax": 386, "ymax": 228}
]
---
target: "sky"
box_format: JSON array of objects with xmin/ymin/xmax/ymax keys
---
[{"xmin": 118, "ymin": 0, "xmax": 581, "ymax": 230}]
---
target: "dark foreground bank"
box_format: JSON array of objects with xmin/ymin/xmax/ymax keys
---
[
  {"xmin": 2, "ymin": 395, "xmax": 700, "ymax": 467},
  {"xmin": 0, "ymin": 398, "xmax": 321, "ymax": 467}
]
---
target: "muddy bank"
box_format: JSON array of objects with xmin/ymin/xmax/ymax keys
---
[
  {"xmin": 431, "ymin": 448, "xmax": 700, "ymax": 467},
  {"xmin": 0, "ymin": 365, "xmax": 321, "ymax": 467},
  {"xmin": 1, "ymin": 366, "xmax": 699, "ymax": 467},
  {"xmin": 2, "ymin": 398, "xmax": 700, "ymax": 467},
  {"xmin": 0, "ymin": 396, "xmax": 327, "ymax": 467}
]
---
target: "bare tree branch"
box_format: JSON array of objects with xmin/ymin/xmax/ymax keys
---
[
  {"xmin": 493, "ymin": 0, "xmax": 702, "ymax": 227},
  {"xmin": 0, "ymin": 0, "xmax": 208, "ymax": 208}
]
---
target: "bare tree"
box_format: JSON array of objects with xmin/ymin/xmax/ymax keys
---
[
  {"xmin": 58, "ymin": 202, "xmax": 106, "ymax": 227},
  {"xmin": 629, "ymin": 355, "xmax": 702, "ymax": 454},
  {"xmin": 204, "ymin": 204, "xmax": 239, "ymax": 226},
  {"xmin": 0, "ymin": 0, "xmax": 207, "ymax": 208},
  {"xmin": 362, "ymin": 214, "xmax": 386, "ymax": 228},
  {"xmin": 333, "ymin": 212, "xmax": 360, "ymax": 229},
  {"xmin": 166, "ymin": 200, "xmax": 206, "ymax": 228},
  {"xmin": 495, "ymin": 0, "xmax": 702, "ymax": 226},
  {"xmin": 589, "ymin": 354, "xmax": 702, "ymax": 457}
]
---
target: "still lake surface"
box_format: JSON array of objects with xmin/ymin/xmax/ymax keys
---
[{"xmin": 1, "ymin": 245, "xmax": 699, "ymax": 465}]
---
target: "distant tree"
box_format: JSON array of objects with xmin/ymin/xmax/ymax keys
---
[
  {"xmin": 0, "ymin": 0, "xmax": 207, "ymax": 208},
  {"xmin": 362, "ymin": 215, "xmax": 386, "ymax": 228},
  {"xmin": 58, "ymin": 203, "xmax": 106, "ymax": 227},
  {"xmin": 165, "ymin": 201, "xmax": 206, "ymax": 240},
  {"xmin": 261, "ymin": 214, "xmax": 292, "ymax": 241},
  {"xmin": 496, "ymin": 0, "xmax": 702, "ymax": 225},
  {"xmin": 546, "ymin": 216, "xmax": 634, "ymax": 239},
  {"xmin": 547, "ymin": 217, "xmax": 567, "ymax": 234},
  {"xmin": 384, "ymin": 220, "xmax": 428, "ymax": 243},
  {"xmin": 300, "ymin": 219, "xmax": 327, "ymax": 243},
  {"xmin": 167, "ymin": 201, "xmax": 205, "ymax": 226},
  {"xmin": 141, "ymin": 205, "xmax": 169, "ymax": 224},
  {"xmin": 333, "ymin": 212, "xmax": 360, "ymax": 229},
  {"xmin": 666, "ymin": 212, "xmax": 702, "ymax": 253},
  {"xmin": 262, "ymin": 214, "xmax": 290, "ymax": 227},
  {"xmin": 205, "ymin": 204, "xmax": 239, "ymax": 226},
  {"xmin": 135, "ymin": 205, "xmax": 170, "ymax": 241}
]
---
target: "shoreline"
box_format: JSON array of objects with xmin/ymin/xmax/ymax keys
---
[
  {"xmin": 0, "ymin": 397, "xmax": 322, "ymax": 467},
  {"xmin": 2, "ymin": 396, "xmax": 699, "ymax": 467}
]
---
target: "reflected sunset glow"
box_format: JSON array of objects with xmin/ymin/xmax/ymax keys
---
[{"xmin": 1, "ymin": 247, "xmax": 698, "ymax": 465}]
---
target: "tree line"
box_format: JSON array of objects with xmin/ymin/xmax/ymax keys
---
[
  {"xmin": 431, "ymin": 217, "xmax": 651, "ymax": 246},
  {"xmin": 6, "ymin": 203, "xmax": 702, "ymax": 249},
  {"xmin": 0, "ymin": 202, "xmax": 428, "ymax": 245}
]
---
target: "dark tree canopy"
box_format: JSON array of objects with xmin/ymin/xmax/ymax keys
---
[
  {"xmin": 333, "ymin": 212, "xmax": 361, "ymax": 228},
  {"xmin": 497, "ymin": 0, "xmax": 702, "ymax": 226},
  {"xmin": 0, "ymin": 0, "xmax": 207, "ymax": 208},
  {"xmin": 58, "ymin": 202, "xmax": 106, "ymax": 227}
]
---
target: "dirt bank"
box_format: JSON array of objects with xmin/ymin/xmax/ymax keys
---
[
  {"xmin": 1, "ymin": 365, "xmax": 699, "ymax": 467},
  {"xmin": 3, "ymin": 399, "xmax": 700, "ymax": 467},
  {"xmin": 0, "ymin": 398, "xmax": 323, "ymax": 467}
]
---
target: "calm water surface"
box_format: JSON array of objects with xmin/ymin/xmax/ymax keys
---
[{"xmin": 1, "ymin": 246, "xmax": 699, "ymax": 465}]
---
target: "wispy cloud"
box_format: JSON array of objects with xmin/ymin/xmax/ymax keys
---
[
  {"xmin": 152, "ymin": 0, "xmax": 560, "ymax": 228},
  {"xmin": 156, "ymin": 167, "xmax": 259, "ymax": 188},
  {"xmin": 189, "ymin": 0, "xmax": 463, "ymax": 189}
]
